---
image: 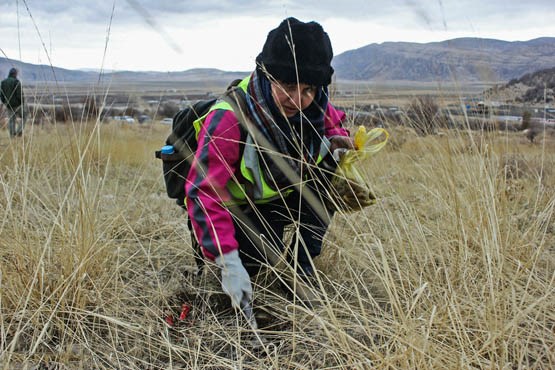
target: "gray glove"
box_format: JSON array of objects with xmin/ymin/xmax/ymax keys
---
[{"xmin": 215, "ymin": 250, "xmax": 253, "ymax": 309}]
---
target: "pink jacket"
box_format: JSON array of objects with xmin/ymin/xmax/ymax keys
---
[{"xmin": 186, "ymin": 104, "xmax": 349, "ymax": 259}]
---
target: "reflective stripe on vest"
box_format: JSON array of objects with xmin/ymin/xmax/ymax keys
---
[{"xmin": 194, "ymin": 76, "xmax": 330, "ymax": 204}]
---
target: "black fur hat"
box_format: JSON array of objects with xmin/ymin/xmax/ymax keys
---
[{"xmin": 256, "ymin": 17, "xmax": 334, "ymax": 86}]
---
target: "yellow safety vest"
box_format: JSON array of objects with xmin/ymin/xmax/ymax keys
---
[{"xmin": 193, "ymin": 76, "xmax": 329, "ymax": 204}]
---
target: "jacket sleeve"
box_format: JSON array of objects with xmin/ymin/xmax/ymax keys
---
[
  {"xmin": 15, "ymin": 80, "xmax": 23, "ymax": 106},
  {"xmin": 185, "ymin": 109, "xmax": 242, "ymax": 260},
  {"xmin": 324, "ymin": 103, "xmax": 350, "ymax": 137}
]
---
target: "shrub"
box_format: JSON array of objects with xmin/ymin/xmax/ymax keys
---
[
  {"xmin": 54, "ymin": 104, "xmax": 72, "ymax": 123},
  {"xmin": 158, "ymin": 101, "xmax": 180, "ymax": 118},
  {"xmin": 82, "ymin": 96, "xmax": 99, "ymax": 120},
  {"xmin": 521, "ymin": 111, "xmax": 532, "ymax": 130},
  {"xmin": 404, "ymin": 96, "xmax": 444, "ymax": 135}
]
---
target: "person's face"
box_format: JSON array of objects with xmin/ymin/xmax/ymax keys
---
[{"xmin": 271, "ymin": 81, "xmax": 317, "ymax": 118}]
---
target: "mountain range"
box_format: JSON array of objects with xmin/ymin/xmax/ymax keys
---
[
  {"xmin": 1, "ymin": 37, "xmax": 554, "ymax": 83},
  {"xmin": 332, "ymin": 37, "xmax": 555, "ymax": 82}
]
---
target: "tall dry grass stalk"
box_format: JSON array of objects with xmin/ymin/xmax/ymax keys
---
[{"xmin": 0, "ymin": 115, "xmax": 553, "ymax": 368}]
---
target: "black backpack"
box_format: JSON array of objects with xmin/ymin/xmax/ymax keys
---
[{"xmin": 155, "ymin": 80, "xmax": 246, "ymax": 209}]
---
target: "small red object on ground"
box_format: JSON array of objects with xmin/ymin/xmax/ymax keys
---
[{"xmin": 179, "ymin": 304, "xmax": 191, "ymax": 321}]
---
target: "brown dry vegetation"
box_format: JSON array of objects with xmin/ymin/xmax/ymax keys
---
[{"xmin": 0, "ymin": 113, "xmax": 554, "ymax": 369}]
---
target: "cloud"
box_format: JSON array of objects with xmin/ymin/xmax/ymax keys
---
[
  {"xmin": 0, "ymin": 0, "xmax": 113, "ymax": 24},
  {"xmin": 1, "ymin": 0, "xmax": 554, "ymax": 71},
  {"xmin": 5, "ymin": 0, "xmax": 555, "ymax": 32}
]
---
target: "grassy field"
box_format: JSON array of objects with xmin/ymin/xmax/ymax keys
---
[{"xmin": 0, "ymin": 106, "xmax": 554, "ymax": 368}]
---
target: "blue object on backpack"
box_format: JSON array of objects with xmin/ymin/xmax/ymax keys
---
[{"xmin": 161, "ymin": 145, "xmax": 175, "ymax": 155}]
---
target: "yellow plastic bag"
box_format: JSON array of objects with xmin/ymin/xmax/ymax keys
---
[{"xmin": 330, "ymin": 126, "xmax": 389, "ymax": 211}]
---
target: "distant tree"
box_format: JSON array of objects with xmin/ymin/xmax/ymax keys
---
[
  {"xmin": 521, "ymin": 111, "xmax": 532, "ymax": 130},
  {"xmin": 526, "ymin": 128, "xmax": 538, "ymax": 143},
  {"xmin": 54, "ymin": 104, "xmax": 72, "ymax": 123},
  {"xmin": 159, "ymin": 101, "xmax": 180, "ymax": 118},
  {"xmin": 102, "ymin": 108, "xmax": 122, "ymax": 118},
  {"xmin": 405, "ymin": 96, "xmax": 443, "ymax": 136},
  {"xmin": 28, "ymin": 106, "xmax": 49, "ymax": 126},
  {"xmin": 123, "ymin": 106, "xmax": 140, "ymax": 118},
  {"xmin": 83, "ymin": 96, "xmax": 99, "ymax": 121}
]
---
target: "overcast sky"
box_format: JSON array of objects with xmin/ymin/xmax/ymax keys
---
[{"xmin": 1, "ymin": 0, "xmax": 554, "ymax": 72}]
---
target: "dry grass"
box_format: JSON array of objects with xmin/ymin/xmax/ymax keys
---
[{"xmin": 0, "ymin": 116, "xmax": 553, "ymax": 369}]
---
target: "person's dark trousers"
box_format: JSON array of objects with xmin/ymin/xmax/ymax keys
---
[
  {"xmin": 230, "ymin": 182, "xmax": 334, "ymax": 277},
  {"xmin": 285, "ymin": 187, "xmax": 335, "ymax": 274},
  {"xmin": 7, "ymin": 106, "xmax": 25, "ymax": 137}
]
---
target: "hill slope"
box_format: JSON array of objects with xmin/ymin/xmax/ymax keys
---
[
  {"xmin": 332, "ymin": 37, "xmax": 555, "ymax": 82},
  {"xmin": 0, "ymin": 57, "xmax": 96, "ymax": 82},
  {"xmin": 0, "ymin": 58, "xmax": 248, "ymax": 84},
  {"xmin": 486, "ymin": 66, "xmax": 555, "ymax": 103}
]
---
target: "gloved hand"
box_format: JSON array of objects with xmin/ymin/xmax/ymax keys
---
[
  {"xmin": 340, "ymin": 178, "xmax": 376, "ymax": 210},
  {"xmin": 328, "ymin": 176, "xmax": 376, "ymax": 211},
  {"xmin": 329, "ymin": 135, "xmax": 355, "ymax": 154},
  {"xmin": 215, "ymin": 250, "xmax": 253, "ymax": 309}
]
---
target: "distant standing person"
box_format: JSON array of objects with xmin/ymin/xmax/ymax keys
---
[{"xmin": 1, "ymin": 68, "xmax": 26, "ymax": 137}]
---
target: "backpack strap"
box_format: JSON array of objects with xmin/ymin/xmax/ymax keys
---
[{"xmin": 220, "ymin": 87, "xmax": 256, "ymax": 201}]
